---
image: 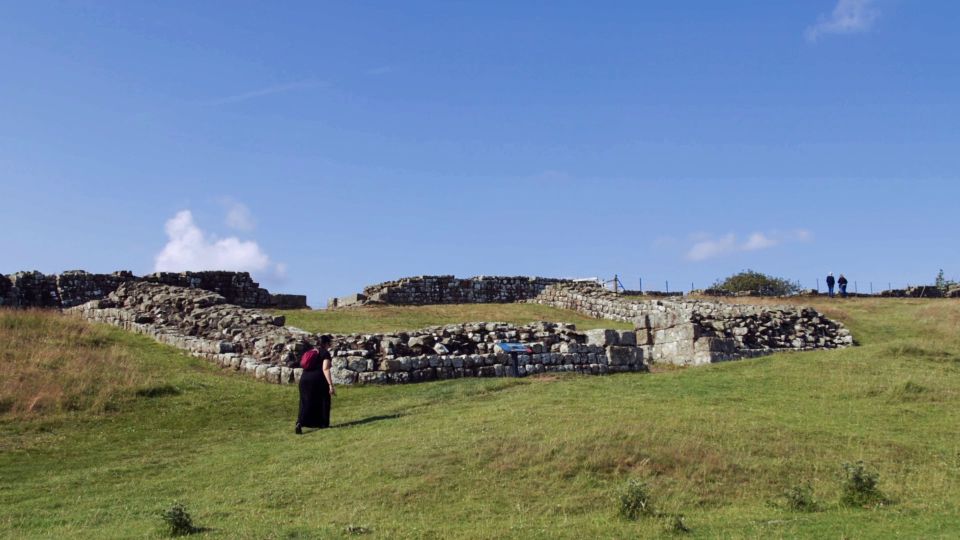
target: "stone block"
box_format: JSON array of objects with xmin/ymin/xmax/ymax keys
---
[
  {"xmin": 586, "ymin": 329, "xmax": 619, "ymax": 347},
  {"xmin": 254, "ymin": 364, "xmax": 269, "ymax": 379},
  {"xmin": 694, "ymin": 337, "xmax": 736, "ymax": 354},
  {"xmin": 332, "ymin": 367, "xmax": 357, "ymax": 385},
  {"xmin": 618, "ymin": 331, "xmax": 637, "ymax": 346},
  {"xmin": 606, "ymin": 346, "xmax": 638, "ymax": 366},
  {"xmin": 347, "ymin": 357, "xmax": 368, "ymax": 372}
]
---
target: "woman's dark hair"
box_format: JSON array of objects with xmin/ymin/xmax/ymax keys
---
[{"xmin": 319, "ymin": 334, "xmax": 333, "ymax": 346}]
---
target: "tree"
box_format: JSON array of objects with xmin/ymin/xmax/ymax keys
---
[
  {"xmin": 935, "ymin": 269, "xmax": 957, "ymax": 292},
  {"xmin": 712, "ymin": 269, "xmax": 801, "ymax": 296}
]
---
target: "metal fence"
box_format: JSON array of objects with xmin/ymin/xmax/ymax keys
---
[{"xmin": 604, "ymin": 275, "xmax": 954, "ymax": 298}]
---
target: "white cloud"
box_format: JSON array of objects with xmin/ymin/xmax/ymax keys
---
[
  {"xmin": 806, "ymin": 0, "xmax": 879, "ymax": 42},
  {"xmin": 154, "ymin": 210, "xmax": 285, "ymax": 278},
  {"xmin": 742, "ymin": 232, "xmax": 778, "ymax": 251},
  {"xmin": 686, "ymin": 230, "xmax": 812, "ymax": 261},
  {"xmin": 223, "ymin": 200, "xmax": 255, "ymax": 231},
  {"xmin": 688, "ymin": 234, "xmax": 738, "ymax": 262}
]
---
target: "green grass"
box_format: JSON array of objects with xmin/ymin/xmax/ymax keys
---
[
  {"xmin": 2, "ymin": 300, "xmax": 960, "ymax": 538},
  {"xmin": 277, "ymin": 303, "xmax": 635, "ymax": 334}
]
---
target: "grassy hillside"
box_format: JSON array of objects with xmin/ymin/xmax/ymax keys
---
[
  {"xmin": 277, "ymin": 303, "xmax": 635, "ymax": 334},
  {"xmin": 2, "ymin": 300, "xmax": 960, "ymax": 538}
]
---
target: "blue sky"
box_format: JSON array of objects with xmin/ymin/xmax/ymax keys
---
[{"xmin": 2, "ymin": 1, "xmax": 959, "ymax": 305}]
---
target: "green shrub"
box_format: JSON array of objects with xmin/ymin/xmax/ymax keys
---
[
  {"xmin": 345, "ymin": 524, "xmax": 372, "ymax": 535},
  {"xmin": 781, "ymin": 483, "xmax": 819, "ymax": 512},
  {"xmin": 840, "ymin": 462, "xmax": 887, "ymax": 508},
  {"xmin": 712, "ymin": 270, "xmax": 800, "ymax": 296},
  {"xmin": 161, "ymin": 502, "xmax": 198, "ymax": 536},
  {"xmin": 618, "ymin": 479, "xmax": 655, "ymax": 520},
  {"xmin": 664, "ymin": 514, "xmax": 691, "ymax": 534},
  {"xmin": 935, "ymin": 269, "xmax": 957, "ymax": 292}
]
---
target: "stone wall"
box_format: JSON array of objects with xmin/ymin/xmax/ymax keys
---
[
  {"xmin": 880, "ymin": 285, "xmax": 960, "ymax": 298},
  {"xmin": 528, "ymin": 282, "xmax": 852, "ymax": 366},
  {"xmin": 69, "ymin": 282, "xmax": 644, "ymax": 386},
  {"xmin": 0, "ymin": 269, "xmax": 308, "ymax": 309},
  {"xmin": 328, "ymin": 275, "xmax": 571, "ymax": 308}
]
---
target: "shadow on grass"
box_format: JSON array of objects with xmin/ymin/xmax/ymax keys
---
[{"xmin": 335, "ymin": 413, "xmax": 404, "ymax": 429}]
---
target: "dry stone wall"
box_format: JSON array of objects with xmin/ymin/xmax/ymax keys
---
[
  {"xmin": 528, "ymin": 282, "xmax": 852, "ymax": 366},
  {"xmin": 329, "ymin": 275, "xmax": 571, "ymax": 308},
  {"xmin": 69, "ymin": 282, "xmax": 644, "ymax": 386},
  {"xmin": 1, "ymin": 269, "xmax": 307, "ymax": 309}
]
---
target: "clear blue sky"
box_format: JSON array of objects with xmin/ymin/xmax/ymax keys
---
[{"xmin": 2, "ymin": 1, "xmax": 959, "ymax": 305}]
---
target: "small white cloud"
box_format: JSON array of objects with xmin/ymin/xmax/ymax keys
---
[
  {"xmin": 686, "ymin": 230, "xmax": 811, "ymax": 261},
  {"xmin": 688, "ymin": 234, "xmax": 738, "ymax": 262},
  {"xmin": 224, "ymin": 200, "xmax": 255, "ymax": 231},
  {"xmin": 743, "ymin": 232, "xmax": 778, "ymax": 251},
  {"xmin": 154, "ymin": 210, "xmax": 285, "ymax": 278},
  {"xmin": 806, "ymin": 0, "xmax": 879, "ymax": 42}
]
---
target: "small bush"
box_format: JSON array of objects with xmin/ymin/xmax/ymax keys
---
[
  {"xmin": 618, "ymin": 479, "xmax": 655, "ymax": 520},
  {"xmin": 712, "ymin": 270, "xmax": 801, "ymax": 296},
  {"xmin": 840, "ymin": 462, "xmax": 887, "ymax": 508},
  {"xmin": 664, "ymin": 514, "xmax": 691, "ymax": 535},
  {"xmin": 136, "ymin": 384, "xmax": 181, "ymax": 398},
  {"xmin": 161, "ymin": 502, "xmax": 198, "ymax": 536},
  {"xmin": 781, "ymin": 483, "xmax": 819, "ymax": 512}
]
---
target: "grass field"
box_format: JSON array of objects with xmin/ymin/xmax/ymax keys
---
[
  {"xmin": 276, "ymin": 303, "xmax": 635, "ymax": 334},
  {"xmin": 2, "ymin": 299, "xmax": 960, "ymax": 538}
]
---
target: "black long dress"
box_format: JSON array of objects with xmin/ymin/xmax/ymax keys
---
[{"xmin": 298, "ymin": 349, "xmax": 332, "ymax": 428}]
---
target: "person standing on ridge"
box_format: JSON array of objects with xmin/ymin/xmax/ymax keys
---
[
  {"xmin": 296, "ymin": 334, "xmax": 335, "ymax": 434},
  {"xmin": 838, "ymin": 274, "xmax": 849, "ymax": 298},
  {"xmin": 826, "ymin": 273, "xmax": 836, "ymax": 298}
]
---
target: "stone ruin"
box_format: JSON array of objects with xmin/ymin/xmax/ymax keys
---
[
  {"xmin": 327, "ymin": 275, "xmax": 852, "ymax": 366},
  {"xmin": 880, "ymin": 285, "xmax": 960, "ymax": 298},
  {"xmin": 69, "ymin": 281, "xmax": 646, "ymax": 386},
  {"xmin": 528, "ymin": 282, "xmax": 852, "ymax": 365},
  {"xmin": 60, "ymin": 272, "xmax": 855, "ymax": 386},
  {"xmin": 0, "ymin": 269, "xmax": 308, "ymax": 309},
  {"xmin": 328, "ymin": 275, "xmax": 569, "ymax": 308}
]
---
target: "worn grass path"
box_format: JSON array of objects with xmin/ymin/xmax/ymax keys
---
[{"xmin": 2, "ymin": 300, "xmax": 959, "ymax": 538}]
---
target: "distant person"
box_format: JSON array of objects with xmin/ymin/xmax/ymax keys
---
[
  {"xmin": 826, "ymin": 273, "xmax": 836, "ymax": 298},
  {"xmin": 296, "ymin": 334, "xmax": 335, "ymax": 434},
  {"xmin": 838, "ymin": 274, "xmax": 849, "ymax": 298}
]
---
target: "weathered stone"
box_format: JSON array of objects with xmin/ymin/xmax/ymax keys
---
[
  {"xmin": 586, "ymin": 329, "xmax": 619, "ymax": 347},
  {"xmin": 606, "ymin": 346, "xmax": 638, "ymax": 367}
]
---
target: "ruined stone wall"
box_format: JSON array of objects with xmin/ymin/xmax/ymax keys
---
[
  {"xmin": 69, "ymin": 282, "xmax": 644, "ymax": 386},
  {"xmin": 0, "ymin": 269, "xmax": 307, "ymax": 309},
  {"xmin": 329, "ymin": 275, "xmax": 571, "ymax": 308},
  {"xmin": 528, "ymin": 282, "xmax": 852, "ymax": 366}
]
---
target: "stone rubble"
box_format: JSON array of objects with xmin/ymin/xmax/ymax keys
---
[
  {"xmin": 0, "ymin": 269, "xmax": 307, "ymax": 309},
  {"xmin": 68, "ymin": 281, "xmax": 645, "ymax": 386},
  {"xmin": 528, "ymin": 282, "xmax": 853, "ymax": 365},
  {"xmin": 328, "ymin": 275, "xmax": 569, "ymax": 308}
]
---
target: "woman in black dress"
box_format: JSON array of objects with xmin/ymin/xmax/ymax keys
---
[{"xmin": 296, "ymin": 334, "xmax": 335, "ymax": 434}]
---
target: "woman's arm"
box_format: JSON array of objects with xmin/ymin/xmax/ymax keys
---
[{"xmin": 322, "ymin": 359, "xmax": 336, "ymax": 396}]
